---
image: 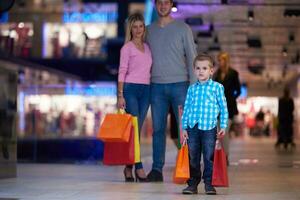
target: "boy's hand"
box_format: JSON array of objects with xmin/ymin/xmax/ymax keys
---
[
  {"xmin": 217, "ymin": 129, "xmax": 226, "ymax": 139},
  {"xmin": 182, "ymin": 130, "xmax": 189, "ymax": 140}
]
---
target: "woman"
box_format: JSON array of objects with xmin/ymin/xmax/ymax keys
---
[
  {"xmin": 117, "ymin": 13, "xmax": 152, "ymax": 182},
  {"xmin": 214, "ymin": 52, "xmax": 241, "ymax": 165}
]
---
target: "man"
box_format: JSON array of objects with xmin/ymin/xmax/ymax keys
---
[{"xmin": 146, "ymin": 0, "xmax": 197, "ymax": 182}]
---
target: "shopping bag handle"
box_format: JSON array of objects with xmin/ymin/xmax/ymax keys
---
[
  {"xmin": 117, "ymin": 109, "xmax": 126, "ymax": 114},
  {"xmin": 181, "ymin": 138, "xmax": 188, "ymax": 146},
  {"xmin": 215, "ymin": 138, "xmax": 223, "ymax": 150}
]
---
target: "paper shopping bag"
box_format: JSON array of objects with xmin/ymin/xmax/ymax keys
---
[
  {"xmin": 173, "ymin": 140, "xmax": 190, "ymax": 184},
  {"xmin": 212, "ymin": 139, "xmax": 229, "ymax": 187},
  {"xmin": 132, "ymin": 117, "xmax": 141, "ymax": 163},
  {"xmin": 102, "ymin": 124, "xmax": 135, "ymax": 165},
  {"xmin": 98, "ymin": 113, "xmax": 132, "ymax": 142}
]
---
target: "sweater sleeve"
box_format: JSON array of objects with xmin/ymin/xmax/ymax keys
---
[
  {"xmin": 118, "ymin": 44, "xmax": 130, "ymax": 82},
  {"xmin": 183, "ymin": 24, "xmax": 197, "ymax": 84}
]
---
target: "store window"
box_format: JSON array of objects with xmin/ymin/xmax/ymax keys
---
[
  {"xmin": 0, "ymin": 23, "xmax": 33, "ymax": 57},
  {"xmin": 42, "ymin": 3, "xmax": 118, "ymax": 59},
  {"xmin": 18, "ymin": 83, "xmax": 117, "ymax": 138}
]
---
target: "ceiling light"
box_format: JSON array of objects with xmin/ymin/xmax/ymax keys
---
[
  {"xmin": 171, "ymin": 2, "xmax": 178, "ymax": 12},
  {"xmin": 282, "ymin": 47, "xmax": 288, "ymax": 57},
  {"xmin": 248, "ymin": 10, "xmax": 254, "ymax": 21}
]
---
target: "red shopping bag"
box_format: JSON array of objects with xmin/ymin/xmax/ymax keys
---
[
  {"xmin": 98, "ymin": 113, "xmax": 132, "ymax": 142},
  {"xmin": 212, "ymin": 139, "xmax": 229, "ymax": 187},
  {"xmin": 103, "ymin": 124, "xmax": 135, "ymax": 165},
  {"xmin": 173, "ymin": 139, "xmax": 190, "ymax": 184}
]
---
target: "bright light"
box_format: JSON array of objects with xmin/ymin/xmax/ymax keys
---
[
  {"xmin": 18, "ymin": 22, "xmax": 25, "ymax": 28},
  {"xmin": 171, "ymin": 7, "xmax": 178, "ymax": 12}
]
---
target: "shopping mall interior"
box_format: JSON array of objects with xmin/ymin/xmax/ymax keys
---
[{"xmin": 0, "ymin": 0, "xmax": 300, "ymax": 199}]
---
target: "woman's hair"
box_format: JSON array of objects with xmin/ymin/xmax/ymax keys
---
[
  {"xmin": 125, "ymin": 13, "xmax": 145, "ymax": 43},
  {"xmin": 193, "ymin": 53, "xmax": 215, "ymax": 68},
  {"xmin": 218, "ymin": 52, "xmax": 230, "ymax": 68}
]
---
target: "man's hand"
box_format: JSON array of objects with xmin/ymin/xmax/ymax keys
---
[{"xmin": 217, "ymin": 129, "xmax": 226, "ymax": 139}]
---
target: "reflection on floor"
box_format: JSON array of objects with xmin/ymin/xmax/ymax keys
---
[{"xmin": 0, "ymin": 137, "xmax": 300, "ymax": 200}]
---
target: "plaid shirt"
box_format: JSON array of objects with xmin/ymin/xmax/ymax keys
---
[{"xmin": 182, "ymin": 79, "xmax": 228, "ymax": 130}]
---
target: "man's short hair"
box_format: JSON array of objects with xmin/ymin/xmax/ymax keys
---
[{"xmin": 155, "ymin": 0, "xmax": 174, "ymax": 4}]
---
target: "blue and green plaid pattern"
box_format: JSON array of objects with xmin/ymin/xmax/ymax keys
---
[{"xmin": 182, "ymin": 79, "xmax": 228, "ymax": 130}]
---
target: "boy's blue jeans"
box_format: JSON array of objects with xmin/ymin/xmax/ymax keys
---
[
  {"xmin": 123, "ymin": 83, "xmax": 150, "ymax": 170},
  {"xmin": 150, "ymin": 81, "xmax": 189, "ymax": 172},
  {"xmin": 186, "ymin": 125, "xmax": 217, "ymax": 186}
]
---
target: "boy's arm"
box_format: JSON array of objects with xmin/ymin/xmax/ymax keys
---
[
  {"xmin": 181, "ymin": 87, "xmax": 192, "ymax": 130},
  {"xmin": 216, "ymin": 85, "xmax": 229, "ymax": 130}
]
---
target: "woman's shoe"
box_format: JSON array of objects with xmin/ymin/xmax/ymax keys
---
[
  {"xmin": 123, "ymin": 168, "xmax": 134, "ymax": 182},
  {"xmin": 135, "ymin": 169, "xmax": 149, "ymax": 182}
]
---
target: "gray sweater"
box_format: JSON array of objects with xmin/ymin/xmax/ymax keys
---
[{"xmin": 146, "ymin": 20, "xmax": 197, "ymax": 84}]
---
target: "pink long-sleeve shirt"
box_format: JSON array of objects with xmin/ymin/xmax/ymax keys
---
[{"xmin": 118, "ymin": 41, "xmax": 152, "ymax": 84}]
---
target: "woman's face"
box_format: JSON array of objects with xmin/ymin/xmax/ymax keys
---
[
  {"xmin": 218, "ymin": 56, "xmax": 227, "ymax": 70},
  {"xmin": 131, "ymin": 20, "xmax": 145, "ymax": 40}
]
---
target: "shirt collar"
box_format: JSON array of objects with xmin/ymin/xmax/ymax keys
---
[{"xmin": 196, "ymin": 78, "xmax": 212, "ymax": 86}]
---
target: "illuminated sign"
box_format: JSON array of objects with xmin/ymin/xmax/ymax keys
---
[
  {"xmin": 63, "ymin": 12, "xmax": 118, "ymax": 23},
  {"xmin": 65, "ymin": 83, "xmax": 117, "ymax": 96},
  {"xmin": 0, "ymin": 12, "xmax": 8, "ymax": 23},
  {"xmin": 63, "ymin": 3, "xmax": 118, "ymax": 23}
]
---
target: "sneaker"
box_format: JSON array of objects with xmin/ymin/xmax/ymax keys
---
[
  {"xmin": 182, "ymin": 185, "xmax": 198, "ymax": 194},
  {"xmin": 205, "ymin": 184, "xmax": 217, "ymax": 195},
  {"xmin": 147, "ymin": 169, "xmax": 163, "ymax": 182}
]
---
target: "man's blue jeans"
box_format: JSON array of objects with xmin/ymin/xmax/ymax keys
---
[
  {"xmin": 186, "ymin": 125, "xmax": 217, "ymax": 186},
  {"xmin": 150, "ymin": 81, "xmax": 189, "ymax": 172},
  {"xmin": 123, "ymin": 83, "xmax": 150, "ymax": 169}
]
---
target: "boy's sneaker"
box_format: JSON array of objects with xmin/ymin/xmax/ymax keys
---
[
  {"xmin": 205, "ymin": 184, "xmax": 217, "ymax": 195},
  {"xmin": 182, "ymin": 185, "xmax": 198, "ymax": 194},
  {"xmin": 147, "ymin": 169, "xmax": 163, "ymax": 182}
]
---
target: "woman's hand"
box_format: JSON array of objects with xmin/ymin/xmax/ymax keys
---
[
  {"xmin": 117, "ymin": 96, "xmax": 126, "ymax": 109},
  {"xmin": 217, "ymin": 129, "xmax": 226, "ymax": 139}
]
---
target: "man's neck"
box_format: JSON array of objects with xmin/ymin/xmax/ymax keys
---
[{"xmin": 158, "ymin": 16, "xmax": 174, "ymax": 27}]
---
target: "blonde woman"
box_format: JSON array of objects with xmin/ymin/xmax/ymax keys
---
[{"xmin": 117, "ymin": 13, "xmax": 152, "ymax": 182}]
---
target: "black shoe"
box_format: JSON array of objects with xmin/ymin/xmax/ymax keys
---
[
  {"xmin": 205, "ymin": 184, "xmax": 217, "ymax": 195},
  {"xmin": 123, "ymin": 167, "xmax": 134, "ymax": 182},
  {"xmin": 135, "ymin": 170, "xmax": 149, "ymax": 182},
  {"xmin": 147, "ymin": 169, "xmax": 163, "ymax": 182},
  {"xmin": 182, "ymin": 185, "xmax": 198, "ymax": 194}
]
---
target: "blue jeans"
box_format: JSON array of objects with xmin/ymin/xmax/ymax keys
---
[
  {"xmin": 123, "ymin": 83, "xmax": 150, "ymax": 169},
  {"xmin": 187, "ymin": 125, "xmax": 217, "ymax": 186},
  {"xmin": 151, "ymin": 81, "xmax": 189, "ymax": 172}
]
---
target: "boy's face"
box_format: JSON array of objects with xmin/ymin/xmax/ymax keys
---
[{"xmin": 194, "ymin": 60, "xmax": 214, "ymax": 82}]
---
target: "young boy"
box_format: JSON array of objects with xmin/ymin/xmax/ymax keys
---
[{"xmin": 181, "ymin": 53, "xmax": 228, "ymax": 195}]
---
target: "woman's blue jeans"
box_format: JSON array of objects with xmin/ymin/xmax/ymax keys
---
[
  {"xmin": 123, "ymin": 83, "xmax": 150, "ymax": 170},
  {"xmin": 150, "ymin": 81, "xmax": 189, "ymax": 172},
  {"xmin": 186, "ymin": 125, "xmax": 217, "ymax": 186}
]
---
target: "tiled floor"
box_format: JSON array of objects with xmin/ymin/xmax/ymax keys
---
[{"xmin": 0, "ymin": 136, "xmax": 300, "ymax": 200}]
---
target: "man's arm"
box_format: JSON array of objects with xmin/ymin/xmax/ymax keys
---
[{"xmin": 183, "ymin": 24, "xmax": 197, "ymax": 84}]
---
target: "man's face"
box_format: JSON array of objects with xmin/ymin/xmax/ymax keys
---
[{"xmin": 155, "ymin": 0, "xmax": 173, "ymax": 18}]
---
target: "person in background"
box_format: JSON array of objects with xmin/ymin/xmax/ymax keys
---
[
  {"xmin": 146, "ymin": 0, "xmax": 197, "ymax": 182},
  {"xmin": 181, "ymin": 53, "xmax": 228, "ymax": 195},
  {"xmin": 214, "ymin": 52, "xmax": 241, "ymax": 164},
  {"xmin": 117, "ymin": 13, "xmax": 152, "ymax": 182},
  {"xmin": 276, "ymin": 87, "xmax": 295, "ymax": 149}
]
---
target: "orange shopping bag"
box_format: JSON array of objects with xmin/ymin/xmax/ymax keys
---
[
  {"xmin": 98, "ymin": 112, "xmax": 132, "ymax": 142},
  {"xmin": 212, "ymin": 139, "xmax": 229, "ymax": 187},
  {"xmin": 173, "ymin": 139, "xmax": 190, "ymax": 184}
]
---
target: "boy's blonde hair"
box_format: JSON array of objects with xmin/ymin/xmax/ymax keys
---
[
  {"xmin": 193, "ymin": 53, "xmax": 215, "ymax": 68},
  {"xmin": 125, "ymin": 13, "xmax": 145, "ymax": 43}
]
